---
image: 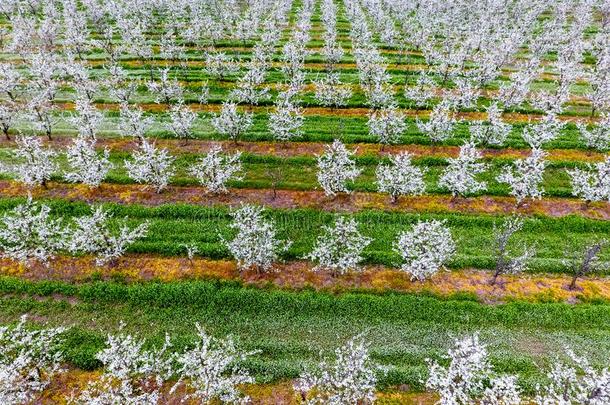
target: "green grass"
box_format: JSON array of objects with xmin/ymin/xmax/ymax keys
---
[
  {"xmin": 0, "ymin": 197, "xmax": 608, "ymax": 273},
  {"xmin": 2, "ymin": 276, "xmax": 610, "ymax": 392}
]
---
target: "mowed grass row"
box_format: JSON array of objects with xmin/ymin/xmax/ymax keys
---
[
  {"xmin": 0, "ymin": 197, "xmax": 608, "ymax": 273},
  {"xmin": 2, "ymin": 276, "xmax": 610, "ymax": 393},
  {"xmin": 5, "ymin": 111, "xmax": 604, "ymax": 151},
  {"xmin": 0, "ymin": 146, "xmax": 594, "ymax": 199}
]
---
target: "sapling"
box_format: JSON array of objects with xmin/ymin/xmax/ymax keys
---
[
  {"xmin": 394, "ymin": 219, "xmax": 455, "ymax": 281},
  {"xmin": 68, "ymin": 205, "xmax": 149, "ymax": 266},
  {"xmin": 125, "ymin": 139, "xmax": 175, "ymax": 193},
  {"xmin": 490, "ymin": 217, "xmax": 535, "ymax": 285},
  {"xmin": 306, "ymin": 216, "xmax": 371, "ymax": 276},
  {"xmin": 222, "ymin": 205, "xmax": 291, "ymax": 273},
  {"xmin": 189, "ymin": 145, "xmax": 242, "ymax": 194},
  {"xmin": 316, "ymin": 139, "xmax": 362, "ymax": 196},
  {"xmin": 376, "ymin": 152, "xmax": 426, "ymax": 203}
]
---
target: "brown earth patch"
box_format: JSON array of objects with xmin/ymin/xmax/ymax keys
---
[
  {"xmin": 2, "ymin": 256, "xmax": 609, "ymax": 304},
  {"xmin": 1, "ymin": 180, "xmax": 608, "ymax": 219}
]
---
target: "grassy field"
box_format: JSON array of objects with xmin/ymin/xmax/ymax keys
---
[{"xmin": 0, "ymin": 0, "xmax": 609, "ymax": 401}]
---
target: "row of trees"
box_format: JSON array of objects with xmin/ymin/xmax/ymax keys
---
[
  {"xmin": 2, "ymin": 316, "xmax": 609, "ymax": 404},
  {"xmin": 0, "ymin": 200, "xmax": 605, "ymax": 289},
  {"xmin": 5, "ymin": 133, "xmax": 610, "ymax": 207}
]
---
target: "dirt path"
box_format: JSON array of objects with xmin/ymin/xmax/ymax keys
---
[
  {"xmin": 1, "ymin": 180, "xmax": 607, "ymax": 219},
  {"xmin": 0, "ymin": 137, "xmax": 604, "ymax": 163},
  {"xmin": 1, "ymin": 255, "xmax": 606, "ymax": 304}
]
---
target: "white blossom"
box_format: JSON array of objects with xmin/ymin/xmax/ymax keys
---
[
  {"xmin": 568, "ymin": 157, "xmax": 610, "ymax": 203},
  {"xmin": 69, "ymin": 97, "xmax": 103, "ymax": 140},
  {"xmin": 166, "ymin": 102, "xmax": 197, "ymax": 143},
  {"xmin": 8, "ymin": 135, "xmax": 57, "ymax": 187},
  {"xmin": 469, "ymin": 103, "xmax": 511, "ymax": 146},
  {"xmin": 577, "ymin": 114, "xmax": 610, "ymax": 151},
  {"xmin": 211, "ymin": 102, "xmax": 253, "ymax": 143},
  {"xmin": 316, "ymin": 140, "xmax": 362, "ymax": 196},
  {"xmin": 125, "ymin": 139, "xmax": 175, "ymax": 193},
  {"xmin": 268, "ymin": 101, "xmax": 304, "ymax": 141},
  {"xmin": 427, "ymin": 335, "xmax": 520, "ymax": 405},
  {"xmin": 295, "ymin": 335, "xmax": 381, "ymax": 404},
  {"xmin": 64, "ymin": 136, "xmax": 113, "ymax": 188},
  {"xmin": 314, "ymin": 73, "xmax": 352, "ymax": 108},
  {"xmin": 367, "ymin": 106, "xmax": 406, "ymax": 147},
  {"xmin": 171, "ymin": 324, "xmax": 256, "ymax": 404},
  {"xmin": 0, "ymin": 316, "xmax": 65, "ymax": 404},
  {"xmin": 306, "ymin": 216, "xmax": 371, "ymax": 275},
  {"xmin": 438, "ymin": 141, "xmax": 488, "ymax": 197},
  {"xmin": 490, "ymin": 217, "xmax": 535, "ymax": 285},
  {"xmin": 119, "ymin": 104, "xmax": 154, "ymax": 143},
  {"xmin": 68, "ymin": 205, "xmax": 149, "ymax": 266},
  {"xmin": 535, "ymin": 348, "xmax": 610, "ymax": 405},
  {"xmin": 416, "ymin": 101, "xmax": 456, "ymax": 142},
  {"xmin": 394, "ymin": 220, "xmax": 455, "ymax": 281},
  {"xmin": 376, "ymin": 152, "xmax": 426, "ymax": 203},
  {"xmin": 405, "ymin": 72, "xmax": 436, "ymax": 108},
  {"xmin": 223, "ymin": 205, "xmax": 291, "ymax": 272},
  {"xmin": 496, "ymin": 148, "xmax": 547, "ymax": 205},
  {"xmin": 0, "ymin": 198, "xmax": 67, "ymax": 266},
  {"xmin": 189, "ymin": 145, "xmax": 242, "ymax": 193},
  {"xmin": 77, "ymin": 325, "xmax": 172, "ymax": 405}
]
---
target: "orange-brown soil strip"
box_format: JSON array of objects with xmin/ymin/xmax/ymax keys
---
[
  {"xmin": 2, "ymin": 255, "xmax": 608, "ymax": 304},
  {"xmin": 0, "ymin": 137, "xmax": 604, "ymax": 163},
  {"xmin": 1, "ymin": 180, "xmax": 608, "ymax": 219},
  {"xmin": 39, "ymin": 371, "xmax": 432, "ymax": 404}
]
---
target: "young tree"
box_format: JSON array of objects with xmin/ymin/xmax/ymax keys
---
[
  {"xmin": 268, "ymin": 101, "xmax": 304, "ymax": 142},
  {"xmin": 64, "ymin": 136, "xmax": 113, "ymax": 188},
  {"xmin": 568, "ymin": 157, "xmax": 610, "ymax": 204},
  {"xmin": 9, "ymin": 135, "xmax": 57, "ymax": 188},
  {"xmin": 125, "ymin": 139, "xmax": 175, "ymax": 193},
  {"xmin": 69, "ymin": 97, "xmax": 103, "ymax": 140},
  {"xmin": 376, "ymin": 152, "xmax": 426, "ymax": 203},
  {"xmin": 166, "ymin": 102, "xmax": 197, "ymax": 144},
  {"xmin": 0, "ymin": 316, "xmax": 65, "ymax": 404},
  {"xmin": 416, "ymin": 101, "xmax": 456, "ymax": 142},
  {"xmin": 189, "ymin": 145, "xmax": 242, "ymax": 194},
  {"xmin": 404, "ymin": 72, "xmax": 436, "ymax": 108},
  {"xmin": 563, "ymin": 240, "xmax": 608, "ymax": 291},
  {"xmin": 0, "ymin": 198, "xmax": 67, "ymax": 267},
  {"xmin": 170, "ymin": 324, "xmax": 257, "ymax": 403},
  {"xmin": 367, "ymin": 106, "xmax": 406, "ymax": 149},
  {"xmin": 306, "ymin": 216, "xmax": 371, "ymax": 276},
  {"xmin": 313, "ymin": 73, "xmax": 353, "ymax": 109},
  {"xmin": 147, "ymin": 67, "xmax": 183, "ymax": 104},
  {"xmin": 316, "ymin": 139, "xmax": 362, "ymax": 196},
  {"xmin": 394, "ymin": 220, "xmax": 455, "ymax": 281},
  {"xmin": 119, "ymin": 104, "xmax": 154, "ymax": 144},
  {"xmin": 222, "ymin": 205, "xmax": 291, "ymax": 273},
  {"xmin": 294, "ymin": 335, "xmax": 381, "ymax": 404},
  {"xmin": 535, "ymin": 348, "xmax": 610, "ymax": 404},
  {"xmin": 230, "ymin": 66, "xmax": 270, "ymax": 106},
  {"xmin": 77, "ymin": 325, "xmax": 172, "ymax": 405},
  {"xmin": 469, "ymin": 103, "xmax": 512, "ymax": 146},
  {"xmin": 490, "ymin": 217, "xmax": 535, "ymax": 285},
  {"xmin": 438, "ymin": 141, "xmax": 488, "ymax": 198},
  {"xmin": 68, "ymin": 205, "xmax": 149, "ymax": 266},
  {"xmin": 576, "ymin": 114, "xmax": 610, "ymax": 152},
  {"xmin": 427, "ymin": 335, "xmax": 521, "ymax": 405},
  {"xmin": 211, "ymin": 102, "xmax": 253, "ymax": 144},
  {"xmin": 496, "ymin": 148, "xmax": 547, "ymax": 206},
  {"xmin": 0, "ymin": 102, "xmax": 17, "ymax": 140},
  {"xmin": 204, "ymin": 52, "xmax": 239, "ymax": 80}
]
